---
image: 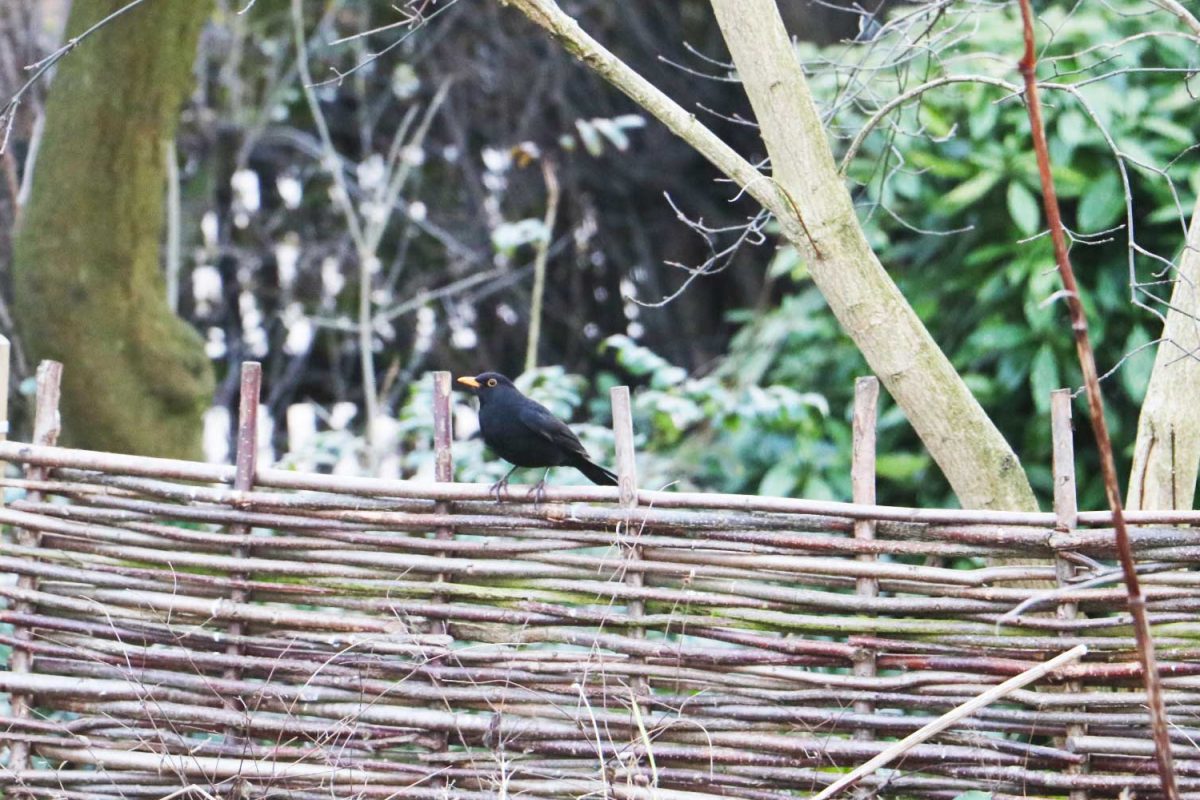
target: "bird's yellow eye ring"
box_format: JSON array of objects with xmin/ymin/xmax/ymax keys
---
[{"xmin": 487, "ymin": 378, "xmax": 498, "ymax": 387}]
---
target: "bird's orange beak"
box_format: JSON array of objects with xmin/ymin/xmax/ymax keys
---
[{"xmin": 456, "ymin": 376, "xmax": 481, "ymax": 389}]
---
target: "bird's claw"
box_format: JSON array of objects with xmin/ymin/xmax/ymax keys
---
[
  {"xmin": 489, "ymin": 476, "xmax": 510, "ymax": 503},
  {"xmin": 526, "ymin": 479, "xmax": 548, "ymax": 505}
]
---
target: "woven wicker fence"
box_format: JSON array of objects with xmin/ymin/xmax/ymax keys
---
[{"xmin": 2, "ymin": 362, "xmax": 1199, "ymax": 799}]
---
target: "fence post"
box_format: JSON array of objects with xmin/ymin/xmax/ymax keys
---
[
  {"xmin": 222, "ymin": 362, "xmax": 261, "ymax": 746},
  {"xmin": 432, "ymin": 370, "xmax": 454, "ymax": 635},
  {"xmin": 430, "ymin": 371, "xmax": 455, "ymax": 773},
  {"xmin": 610, "ymin": 387, "xmax": 649, "ymax": 723},
  {"xmin": 8, "ymin": 360, "xmax": 63, "ymax": 784},
  {"xmin": 852, "ymin": 377, "xmax": 880, "ymax": 748},
  {"xmin": 1052, "ymin": 388, "xmax": 1088, "ymax": 800}
]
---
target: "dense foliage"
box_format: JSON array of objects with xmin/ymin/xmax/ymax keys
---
[{"xmin": 782, "ymin": 2, "xmax": 1198, "ymax": 508}]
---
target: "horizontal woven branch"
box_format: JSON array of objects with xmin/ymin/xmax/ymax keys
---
[
  {"xmin": 5, "ymin": 440, "xmax": 1200, "ymax": 526},
  {"xmin": 2, "ymin": 437, "xmax": 1198, "ymax": 799}
]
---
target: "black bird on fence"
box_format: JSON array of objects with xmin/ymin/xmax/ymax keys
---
[{"xmin": 456, "ymin": 372, "xmax": 618, "ymax": 501}]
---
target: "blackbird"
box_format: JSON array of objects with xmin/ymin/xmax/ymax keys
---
[{"xmin": 456, "ymin": 372, "xmax": 618, "ymax": 500}]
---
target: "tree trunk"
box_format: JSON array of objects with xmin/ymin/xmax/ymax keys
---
[
  {"xmin": 1127, "ymin": 195, "xmax": 1200, "ymax": 511},
  {"xmin": 499, "ymin": 0, "xmax": 1037, "ymax": 512},
  {"xmin": 707, "ymin": 0, "xmax": 1037, "ymax": 511},
  {"xmin": 11, "ymin": 0, "xmax": 214, "ymax": 458}
]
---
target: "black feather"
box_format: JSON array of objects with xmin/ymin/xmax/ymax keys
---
[{"xmin": 458, "ymin": 371, "xmax": 619, "ymax": 490}]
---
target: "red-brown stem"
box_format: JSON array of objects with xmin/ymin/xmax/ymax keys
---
[{"xmin": 1015, "ymin": 3, "xmax": 1176, "ymax": 796}]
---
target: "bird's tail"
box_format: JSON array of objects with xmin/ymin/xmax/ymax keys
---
[{"xmin": 573, "ymin": 457, "xmax": 618, "ymax": 486}]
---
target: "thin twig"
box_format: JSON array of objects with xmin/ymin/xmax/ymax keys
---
[
  {"xmin": 289, "ymin": 0, "xmax": 378, "ymax": 467},
  {"xmin": 289, "ymin": 2, "xmax": 450, "ymax": 471},
  {"xmin": 839, "ymin": 75, "xmax": 1022, "ymax": 173},
  {"xmin": 1014, "ymin": 2, "xmax": 1178, "ymax": 796},
  {"xmin": 1146, "ymin": 0, "xmax": 1200, "ymax": 35},
  {"xmin": 524, "ymin": 158, "xmax": 560, "ymax": 373},
  {"xmin": 0, "ymin": 0, "xmax": 152, "ymax": 153}
]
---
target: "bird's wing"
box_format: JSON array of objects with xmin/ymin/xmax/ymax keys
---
[{"xmin": 517, "ymin": 401, "xmax": 588, "ymax": 458}]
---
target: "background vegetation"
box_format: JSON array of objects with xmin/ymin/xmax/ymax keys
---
[{"xmin": 0, "ymin": 0, "xmax": 1195, "ymax": 510}]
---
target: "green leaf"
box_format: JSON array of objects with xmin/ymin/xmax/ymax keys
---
[
  {"xmin": 574, "ymin": 119, "xmax": 604, "ymax": 156},
  {"xmin": 802, "ymin": 474, "xmax": 837, "ymax": 501},
  {"xmin": 768, "ymin": 245, "xmax": 807, "ymax": 281},
  {"xmin": 1007, "ymin": 181, "xmax": 1041, "ymax": 236},
  {"xmin": 1077, "ymin": 172, "xmax": 1124, "ymax": 232},
  {"xmin": 1141, "ymin": 116, "xmax": 1195, "ymax": 146},
  {"xmin": 906, "ymin": 150, "xmax": 975, "ymax": 179},
  {"xmin": 1049, "ymin": 163, "xmax": 1089, "ymax": 199},
  {"xmin": 1148, "ymin": 204, "xmax": 1189, "ymax": 225},
  {"xmin": 1030, "ymin": 344, "xmax": 1060, "ymax": 414},
  {"xmin": 758, "ymin": 460, "xmax": 799, "ymax": 497},
  {"xmin": 1119, "ymin": 326, "xmax": 1155, "ymax": 404},
  {"xmin": 1056, "ymin": 109, "xmax": 1089, "ymax": 146},
  {"xmin": 963, "ymin": 242, "xmax": 1015, "ymax": 268},
  {"xmin": 965, "ymin": 322, "xmax": 1027, "ymax": 352},
  {"xmin": 605, "ymin": 335, "xmax": 686, "ymax": 386},
  {"xmin": 937, "ymin": 171, "xmax": 1001, "ymax": 214},
  {"xmin": 969, "ymin": 96, "xmax": 1000, "ymax": 138},
  {"xmin": 875, "ymin": 452, "xmax": 930, "ymax": 481}
]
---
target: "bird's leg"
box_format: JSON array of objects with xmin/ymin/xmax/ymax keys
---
[
  {"xmin": 527, "ymin": 468, "xmax": 551, "ymax": 504},
  {"xmin": 490, "ymin": 465, "xmax": 519, "ymax": 503}
]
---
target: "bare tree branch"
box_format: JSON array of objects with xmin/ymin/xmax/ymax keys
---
[
  {"xmin": 524, "ymin": 158, "xmax": 560, "ymax": 373},
  {"xmin": 1146, "ymin": 0, "xmax": 1200, "ymax": 35},
  {"xmin": 291, "ymin": 0, "xmax": 449, "ymax": 469},
  {"xmin": 499, "ymin": 0, "xmax": 1039, "ymax": 512}
]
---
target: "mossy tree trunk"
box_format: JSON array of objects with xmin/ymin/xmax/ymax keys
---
[{"xmin": 12, "ymin": 0, "xmax": 215, "ymax": 458}]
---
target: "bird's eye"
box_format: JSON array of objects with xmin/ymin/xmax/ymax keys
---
[{"xmin": 487, "ymin": 378, "xmax": 497, "ymax": 387}]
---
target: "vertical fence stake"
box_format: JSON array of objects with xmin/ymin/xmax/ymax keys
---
[
  {"xmin": 1052, "ymin": 388, "xmax": 1088, "ymax": 800},
  {"xmin": 223, "ymin": 362, "xmax": 261, "ymax": 748},
  {"xmin": 851, "ymin": 377, "xmax": 880, "ymax": 749},
  {"xmin": 431, "ymin": 371, "xmax": 455, "ymax": 772},
  {"xmin": 611, "ymin": 387, "xmax": 649, "ymax": 728},
  {"xmin": 8, "ymin": 360, "xmax": 62, "ymax": 784},
  {"xmin": 432, "ymin": 370, "xmax": 454, "ymax": 635}
]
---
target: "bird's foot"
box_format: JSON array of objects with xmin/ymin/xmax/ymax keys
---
[
  {"xmin": 489, "ymin": 476, "xmax": 511, "ymax": 503},
  {"xmin": 526, "ymin": 478, "xmax": 548, "ymax": 505}
]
